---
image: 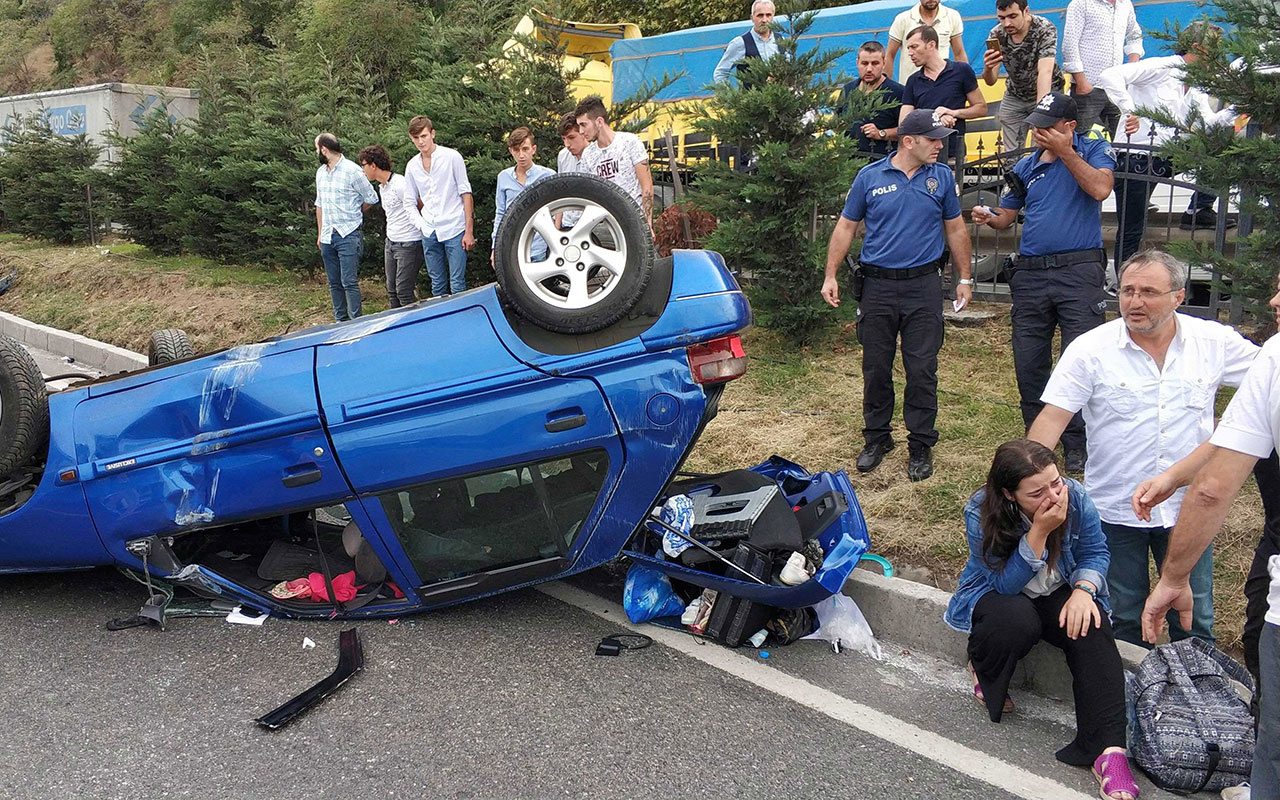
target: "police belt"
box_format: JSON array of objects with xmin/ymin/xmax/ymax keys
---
[
  {"xmin": 1013, "ymin": 248, "xmax": 1106, "ymax": 270},
  {"xmin": 858, "ymin": 256, "xmax": 946, "ymax": 280}
]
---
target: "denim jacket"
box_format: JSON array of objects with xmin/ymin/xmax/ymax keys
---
[{"xmin": 944, "ymin": 478, "xmax": 1111, "ymax": 633}]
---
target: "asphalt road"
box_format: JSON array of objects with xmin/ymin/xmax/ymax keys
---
[{"xmin": 3, "ymin": 342, "xmax": 1181, "ymax": 800}]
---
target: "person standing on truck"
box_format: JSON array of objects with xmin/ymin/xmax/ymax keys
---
[
  {"xmin": 970, "ymin": 92, "xmax": 1112, "ymax": 474},
  {"xmin": 980, "ymin": 0, "xmax": 1063, "ymax": 155},
  {"xmin": 899, "ymin": 26, "xmax": 987, "ymax": 168},
  {"xmin": 837, "ymin": 41, "xmax": 905, "ymax": 157},
  {"xmin": 712, "ymin": 0, "xmax": 780, "ymax": 86},
  {"xmin": 574, "ymin": 96, "xmax": 655, "ymax": 228},
  {"xmin": 314, "ymin": 132, "xmax": 379, "ymax": 322},
  {"xmin": 820, "ymin": 109, "xmax": 974, "ymax": 482},
  {"xmin": 1061, "ymin": 0, "xmax": 1143, "ymax": 135},
  {"xmin": 885, "ymin": 0, "xmax": 967, "ymax": 83}
]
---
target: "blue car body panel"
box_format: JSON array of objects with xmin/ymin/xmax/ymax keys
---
[{"xmin": 0, "ymin": 249, "xmax": 870, "ymax": 619}]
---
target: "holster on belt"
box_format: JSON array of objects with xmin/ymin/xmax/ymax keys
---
[{"xmin": 851, "ymin": 264, "xmax": 866, "ymax": 301}]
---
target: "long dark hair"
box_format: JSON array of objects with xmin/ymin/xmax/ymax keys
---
[{"xmin": 979, "ymin": 439, "xmax": 1066, "ymax": 571}]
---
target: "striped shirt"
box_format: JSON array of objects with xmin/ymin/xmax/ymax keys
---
[{"xmin": 314, "ymin": 156, "xmax": 379, "ymax": 243}]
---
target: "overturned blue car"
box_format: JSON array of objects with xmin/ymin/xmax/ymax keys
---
[{"xmin": 0, "ymin": 175, "xmax": 868, "ymax": 622}]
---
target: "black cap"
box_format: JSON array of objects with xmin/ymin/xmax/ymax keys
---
[
  {"xmin": 1024, "ymin": 92, "xmax": 1078, "ymax": 127},
  {"xmin": 898, "ymin": 108, "xmax": 956, "ymax": 139}
]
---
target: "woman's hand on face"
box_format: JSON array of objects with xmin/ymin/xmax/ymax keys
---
[
  {"xmin": 1032, "ymin": 483, "xmax": 1069, "ymax": 532},
  {"xmin": 1059, "ymin": 587, "xmax": 1102, "ymax": 639}
]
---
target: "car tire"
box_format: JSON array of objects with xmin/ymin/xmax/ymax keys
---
[
  {"xmin": 148, "ymin": 328, "xmax": 193, "ymax": 366},
  {"xmin": 494, "ymin": 173, "xmax": 654, "ymax": 334},
  {"xmin": 0, "ymin": 333, "xmax": 49, "ymax": 475}
]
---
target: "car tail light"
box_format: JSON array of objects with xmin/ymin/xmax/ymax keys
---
[{"xmin": 687, "ymin": 335, "xmax": 747, "ymax": 384}]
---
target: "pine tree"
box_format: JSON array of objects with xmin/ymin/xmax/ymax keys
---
[
  {"xmin": 0, "ymin": 113, "xmax": 102, "ymax": 244},
  {"xmin": 105, "ymin": 108, "xmax": 183, "ymax": 254},
  {"xmin": 687, "ymin": 5, "xmax": 876, "ymax": 342},
  {"xmin": 1148, "ymin": 4, "xmax": 1280, "ymax": 331}
]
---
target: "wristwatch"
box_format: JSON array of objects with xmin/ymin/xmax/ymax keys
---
[
  {"xmin": 957, "ymin": 278, "xmax": 975, "ymax": 286},
  {"xmin": 875, "ymin": 129, "xmax": 884, "ymax": 139}
]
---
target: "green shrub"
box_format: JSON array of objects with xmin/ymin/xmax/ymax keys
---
[{"xmin": 0, "ymin": 114, "xmax": 103, "ymax": 244}]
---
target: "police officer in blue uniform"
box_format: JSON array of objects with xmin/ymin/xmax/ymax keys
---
[
  {"xmin": 823, "ymin": 108, "xmax": 974, "ymax": 481},
  {"xmin": 970, "ymin": 92, "xmax": 1115, "ymax": 472}
]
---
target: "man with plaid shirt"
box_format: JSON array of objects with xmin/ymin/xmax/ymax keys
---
[{"xmin": 315, "ymin": 132, "xmax": 379, "ymax": 321}]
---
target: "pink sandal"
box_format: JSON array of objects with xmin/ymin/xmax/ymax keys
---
[
  {"xmin": 968, "ymin": 662, "xmax": 1015, "ymax": 714},
  {"xmin": 1092, "ymin": 749, "xmax": 1140, "ymax": 800}
]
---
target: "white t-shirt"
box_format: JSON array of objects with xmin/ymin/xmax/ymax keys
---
[
  {"xmin": 403, "ymin": 144, "xmax": 473, "ymax": 241},
  {"xmin": 379, "ymin": 173, "xmax": 423, "ymax": 244},
  {"xmin": 1208, "ymin": 336, "xmax": 1280, "ymax": 625},
  {"xmin": 578, "ymin": 131, "xmax": 648, "ymax": 206},
  {"xmin": 557, "ymin": 147, "xmax": 581, "ymax": 173},
  {"xmin": 1041, "ymin": 314, "xmax": 1259, "ymax": 526},
  {"xmin": 887, "ymin": 4, "xmax": 965, "ymax": 81}
]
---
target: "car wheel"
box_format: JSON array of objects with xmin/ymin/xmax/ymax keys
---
[
  {"xmin": 494, "ymin": 173, "xmax": 654, "ymax": 334},
  {"xmin": 0, "ymin": 333, "xmax": 49, "ymax": 474},
  {"xmin": 148, "ymin": 328, "xmax": 193, "ymax": 366}
]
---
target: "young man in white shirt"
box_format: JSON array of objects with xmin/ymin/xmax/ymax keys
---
[
  {"xmin": 573, "ymin": 95, "xmax": 655, "ymax": 227},
  {"xmin": 1028, "ymin": 249, "xmax": 1260, "ymax": 646},
  {"xmin": 885, "ymin": 0, "xmax": 968, "ymax": 82},
  {"xmin": 1061, "ymin": 0, "xmax": 1144, "ymax": 134},
  {"xmin": 556, "ymin": 113, "xmax": 587, "ymax": 174},
  {"xmin": 403, "ymin": 115, "xmax": 475, "ymax": 297},
  {"xmin": 358, "ymin": 144, "xmax": 424, "ymax": 308},
  {"xmin": 1140, "ymin": 277, "xmax": 1280, "ymax": 800}
]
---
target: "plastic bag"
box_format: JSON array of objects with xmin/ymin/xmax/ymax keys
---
[
  {"xmin": 646, "ymin": 494, "xmax": 695, "ymax": 558},
  {"xmin": 622, "ymin": 563, "xmax": 687, "ymax": 623},
  {"xmin": 802, "ymin": 593, "xmax": 883, "ymax": 660}
]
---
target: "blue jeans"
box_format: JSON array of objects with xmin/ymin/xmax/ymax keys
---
[
  {"xmin": 320, "ymin": 229, "xmax": 363, "ymax": 321},
  {"xmin": 1254, "ymin": 622, "xmax": 1279, "ymax": 797},
  {"xmin": 1100, "ymin": 521, "xmax": 1215, "ymax": 647},
  {"xmin": 421, "ymin": 231, "xmax": 467, "ymax": 296}
]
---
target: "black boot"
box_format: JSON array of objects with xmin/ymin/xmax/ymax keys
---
[
  {"xmin": 907, "ymin": 444, "xmax": 933, "ymax": 482},
  {"xmin": 856, "ymin": 439, "xmax": 895, "ymax": 473}
]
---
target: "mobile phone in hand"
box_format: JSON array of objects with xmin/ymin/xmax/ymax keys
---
[{"xmin": 986, "ymin": 36, "xmax": 1001, "ymax": 53}]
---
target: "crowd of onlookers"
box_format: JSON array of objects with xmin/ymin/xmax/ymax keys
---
[{"xmin": 311, "ymin": 96, "xmax": 653, "ymax": 322}]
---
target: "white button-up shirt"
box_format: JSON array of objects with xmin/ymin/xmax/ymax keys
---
[
  {"xmin": 1061, "ymin": 0, "xmax": 1145, "ymax": 84},
  {"xmin": 379, "ymin": 173, "xmax": 424, "ymax": 244},
  {"xmin": 404, "ymin": 144, "xmax": 473, "ymax": 241},
  {"xmin": 1096, "ymin": 55, "xmax": 1237, "ymax": 147},
  {"xmin": 1041, "ymin": 314, "xmax": 1259, "ymax": 527}
]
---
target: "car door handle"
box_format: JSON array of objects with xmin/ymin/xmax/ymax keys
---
[
  {"xmin": 283, "ymin": 468, "xmax": 322, "ymax": 488},
  {"xmin": 545, "ymin": 413, "xmax": 586, "ymax": 433}
]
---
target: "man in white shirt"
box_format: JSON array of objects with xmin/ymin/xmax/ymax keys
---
[
  {"xmin": 1141, "ymin": 277, "xmax": 1280, "ymax": 800},
  {"xmin": 1028, "ymin": 249, "xmax": 1260, "ymax": 646},
  {"xmin": 1061, "ymin": 0, "xmax": 1144, "ymax": 134},
  {"xmin": 1096, "ymin": 23, "xmax": 1237, "ymax": 259},
  {"xmin": 358, "ymin": 144, "xmax": 424, "ymax": 308},
  {"xmin": 557, "ymin": 113, "xmax": 586, "ymax": 174},
  {"xmin": 403, "ymin": 115, "xmax": 475, "ymax": 297},
  {"xmin": 712, "ymin": 0, "xmax": 781, "ymax": 86},
  {"xmin": 574, "ymin": 95, "xmax": 655, "ymax": 227},
  {"xmin": 885, "ymin": 0, "xmax": 968, "ymax": 83}
]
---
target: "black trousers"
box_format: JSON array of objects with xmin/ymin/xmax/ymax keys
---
[
  {"xmin": 857, "ymin": 272, "xmax": 944, "ymax": 449},
  {"xmin": 1246, "ymin": 451, "xmax": 1280, "ymax": 717},
  {"xmin": 1009, "ymin": 259, "xmax": 1108, "ymax": 453},
  {"xmin": 968, "ymin": 585, "xmax": 1127, "ymax": 765}
]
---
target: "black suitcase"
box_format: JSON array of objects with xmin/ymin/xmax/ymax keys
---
[{"xmin": 705, "ymin": 543, "xmax": 775, "ymax": 647}]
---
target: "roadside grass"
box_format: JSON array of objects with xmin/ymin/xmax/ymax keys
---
[{"xmin": 0, "ymin": 237, "xmax": 1262, "ymax": 650}]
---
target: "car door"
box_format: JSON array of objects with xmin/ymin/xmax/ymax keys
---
[{"xmin": 314, "ymin": 303, "xmax": 625, "ymax": 599}]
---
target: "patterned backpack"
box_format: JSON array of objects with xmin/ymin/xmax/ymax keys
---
[{"xmin": 1130, "ymin": 638, "xmax": 1256, "ymax": 794}]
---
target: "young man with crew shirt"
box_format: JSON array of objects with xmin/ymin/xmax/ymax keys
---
[
  {"xmin": 1061, "ymin": 0, "xmax": 1144, "ymax": 134},
  {"xmin": 821, "ymin": 109, "xmax": 974, "ymax": 482},
  {"xmin": 980, "ymin": 0, "xmax": 1064, "ymax": 154},
  {"xmin": 358, "ymin": 144, "xmax": 424, "ymax": 309},
  {"xmin": 885, "ymin": 0, "xmax": 968, "ymax": 83},
  {"xmin": 1028, "ymin": 250, "xmax": 1261, "ymax": 648},
  {"xmin": 899, "ymin": 27, "xmax": 987, "ymax": 167},
  {"xmin": 712, "ymin": 0, "xmax": 780, "ymax": 85},
  {"xmin": 314, "ymin": 132, "xmax": 379, "ymax": 322},
  {"xmin": 971, "ymin": 93, "xmax": 1113, "ymax": 474},
  {"xmin": 1140, "ymin": 278, "xmax": 1280, "ymax": 800},
  {"xmin": 837, "ymin": 41, "xmax": 904, "ymax": 157},
  {"xmin": 574, "ymin": 95, "xmax": 655, "ymax": 227},
  {"xmin": 404, "ymin": 115, "xmax": 475, "ymax": 298}
]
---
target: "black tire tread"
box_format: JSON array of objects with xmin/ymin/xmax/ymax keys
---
[
  {"xmin": 0, "ymin": 334, "xmax": 49, "ymax": 475},
  {"xmin": 494, "ymin": 173, "xmax": 655, "ymax": 335},
  {"xmin": 148, "ymin": 328, "xmax": 194, "ymax": 366}
]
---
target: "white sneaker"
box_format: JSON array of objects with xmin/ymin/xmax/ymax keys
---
[
  {"xmin": 1221, "ymin": 783, "xmax": 1251, "ymax": 800},
  {"xmin": 779, "ymin": 551, "xmax": 809, "ymax": 585}
]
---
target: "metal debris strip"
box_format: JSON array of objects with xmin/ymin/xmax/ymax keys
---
[{"xmin": 255, "ymin": 628, "xmax": 365, "ymax": 731}]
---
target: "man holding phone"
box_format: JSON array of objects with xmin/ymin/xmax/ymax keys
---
[
  {"xmin": 970, "ymin": 92, "xmax": 1113, "ymax": 474},
  {"xmin": 981, "ymin": 0, "xmax": 1063, "ymax": 156}
]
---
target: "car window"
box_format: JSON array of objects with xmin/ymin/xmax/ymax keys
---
[{"xmin": 377, "ymin": 450, "xmax": 609, "ymax": 586}]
